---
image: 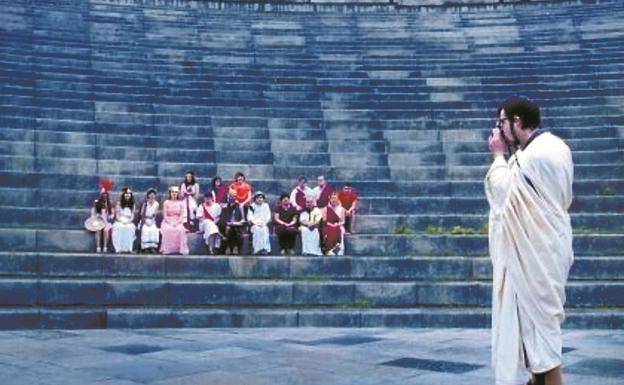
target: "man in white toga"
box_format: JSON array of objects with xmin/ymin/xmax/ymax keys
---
[{"xmin": 486, "ymin": 96, "xmax": 574, "ymax": 385}]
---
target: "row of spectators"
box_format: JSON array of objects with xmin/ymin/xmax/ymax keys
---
[{"xmin": 86, "ymin": 171, "xmax": 359, "ymax": 256}]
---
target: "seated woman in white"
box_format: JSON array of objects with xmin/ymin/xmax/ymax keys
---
[
  {"xmin": 197, "ymin": 193, "xmax": 223, "ymax": 254},
  {"xmin": 299, "ymin": 198, "xmax": 323, "ymax": 256},
  {"xmin": 247, "ymin": 191, "xmax": 271, "ymax": 255},
  {"xmin": 139, "ymin": 188, "xmax": 160, "ymax": 254},
  {"xmin": 112, "ymin": 187, "xmax": 136, "ymax": 253}
]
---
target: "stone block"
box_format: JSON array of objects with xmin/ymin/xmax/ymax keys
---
[
  {"xmin": 293, "ymin": 282, "xmax": 354, "ymax": 306},
  {"xmin": 0, "ymin": 280, "xmax": 37, "ymax": 305},
  {"xmin": 0, "ymin": 309, "xmax": 39, "ymax": 330},
  {"xmin": 39, "ymin": 253, "xmax": 103, "ymax": 277},
  {"xmin": 39, "ymin": 280, "xmax": 107, "ymax": 305},
  {"xmin": 298, "ymin": 310, "xmax": 361, "ymax": 327},
  {"xmin": 40, "ymin": 309, "xmax": 106, "ymax": 329}
]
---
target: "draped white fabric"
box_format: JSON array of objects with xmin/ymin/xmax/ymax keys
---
[
  {"xmin": 140, "ymin": 201, "xmax": 159, "ymax": 249},
  {"xmin": 485, "ymin": 132, "xmax": 574, "ymax": 385},
  {"xmin": 299, "ymin": 210, "xmax": 322, "ymax": 256},
  {"xmin": 112, "ymin": 207, "xmax": 136, "ymax": 253},
  {"xmin": 197, "ymin": 203, "xmax": 222, "ymax": 243},
  {"xmin": 248, "ymin": 202, "xmax": 272, "ymax": 253}
]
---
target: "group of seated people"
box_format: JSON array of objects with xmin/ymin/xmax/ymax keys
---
[{"xmin": 86, "ymin": 171, "xmax": 359, "ymax": 256}]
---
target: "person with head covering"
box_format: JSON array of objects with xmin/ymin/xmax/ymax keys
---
[
  {"xmin": 112, "ymin": 187, "xmax": 136, "ymax": 253},
  {"xmin": 180, "ymin": 171, "xmax": 200, "ymax": 232},
  {"xmin": 290, "ymin": 176, "xmax": 313, "ymax": 212},
  {"xmin": 274, "ymin": 193, "xmax": 299, "ymax": 255},
  {"xmin": 247, "ymin": 191, "xmax": 271, "ymax": 255},
  {"xmin": 160, "ymin": 186, "xmax": 189, "ymax": 255},
  {"xmin": 486, "ymin": 96, "xmax": 574, "ymax": 385},
  {"xmin": 321, "ymin": 192, "xmax": 345, "ymax": 256},
  {"xmin": 337, "ymin": 183, "xmax": 359, "ymax": 234},
  {"xmin": 299, "ymin": 198, "xmax": 323, "ymax": 256},
  {"xmin": 138, "ymin": 188, "xmax": 160, "ymax": 254},
  {"xmin": 197, "ymin": 193, "xmax": 223, "ymax": 255},
  {"xmin": 86, "ymin": 179, "xmax": 115, "ymax": 253}
]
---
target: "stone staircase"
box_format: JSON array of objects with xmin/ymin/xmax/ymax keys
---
[{"xmin": 0, "ymin": 0, "xmax": 622, "ymax": 329}]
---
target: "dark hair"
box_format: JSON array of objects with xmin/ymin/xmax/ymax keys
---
[
  {"xmin": 184, "ymin": 171, "xmax": 196, "ymax": 186},
  {"xmin": 498, "ymin": 96, "xmax": 541, "ymax": 130},
  {"xmin": 119, "ymin": 187, "xmax": 135, "ymax": 209},
  {"xmin": 211, "ymin": 176, "xmax": 222, "ymax": 189},
  {"xmin": 298, "ymin": 176, "xmax": 307, "ymax": 183},
  {"xmin": 235, "ymin": 171, "xmax": 245, "ymax": 180},
  {"xmin": 279, "ymin": 193, "xmax": 289, "ymax": 201},
  {"xmin": 146, "ymin": 188, "xmax": 157, "ymax": 197},
  {"xmin": 95, "ymin": 192, "xmax": 112, "ymax": 215}
]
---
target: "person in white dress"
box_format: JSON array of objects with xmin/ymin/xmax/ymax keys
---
[
  {"xmin": 197, "ymin": 193, "xmax": 223, "ymax": 254},
  {"xmin": 139, "ymin": 188, "xmax": 160, "ymax": 254},
  {"xmin": 112, "ymin": 187, "xmax": 136, "ymax": 253},
  {"xmin": 299, "ymin": 198, "xmax": 323, "ymax": 256},
  {"xmin": 247, "ymin": 191, "xmax": 271, "ymax": 255},
  {"xmin": 180, "ymin": 171, "xmax": 200, "ymax": 230}
]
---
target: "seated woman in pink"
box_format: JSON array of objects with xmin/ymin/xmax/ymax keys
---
[{"xmin": 160, "ymin": 186, "xmax": 189, "ymax": 255}]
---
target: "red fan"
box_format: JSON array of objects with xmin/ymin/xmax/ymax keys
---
[{"xmin": 99, "ymin": 178, "xmax": 115, "ymax": 192}]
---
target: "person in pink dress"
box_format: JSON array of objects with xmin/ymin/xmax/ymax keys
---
[{"xmin": 160, "ymin": 186, "xmax": 189, "ymax": 255}]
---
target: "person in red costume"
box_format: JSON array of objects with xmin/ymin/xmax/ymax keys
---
[{"xmin": 337, "ymin": 183, "xmax": 359, "ymax": 235}]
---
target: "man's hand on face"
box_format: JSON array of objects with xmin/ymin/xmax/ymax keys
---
[{"xmin": 488, "ymin": 128, "xmax": 508, "ymax": 157}]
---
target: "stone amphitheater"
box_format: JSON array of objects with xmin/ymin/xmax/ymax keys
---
[{"xmin": 0, "ymin": 0, "xmax": 622, "ymax": 330}]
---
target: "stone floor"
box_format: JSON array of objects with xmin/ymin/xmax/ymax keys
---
[{"xmin": 0, "ymin": 328, "xmax": 622, "ymax": 385}]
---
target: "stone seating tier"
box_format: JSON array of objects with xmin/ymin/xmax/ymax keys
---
[{"xmin": 0, "ymin": 0, "xmax": 622, "ymax": 329}]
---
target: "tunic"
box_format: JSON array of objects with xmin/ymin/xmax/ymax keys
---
[
  {"xmin": 197, "ymin": 202, "xmax": 222, "ymax": 244},
  {"xmin": 322, "ymin": 205, "xmax": 344, "ymax": 255}
]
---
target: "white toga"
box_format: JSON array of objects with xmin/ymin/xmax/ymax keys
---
[{"xmin": 485, "ymin": 132, "xmax": 574, "ymax": 385}]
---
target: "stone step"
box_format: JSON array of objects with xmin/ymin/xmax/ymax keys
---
[
  {"xmin": 0, "ymin": 306, "xmax": 620, "ymax": 329},
  {"xmin": 442, "ymin": 150, "xmax": 623, "ymax": 166},
  {"xmin": 393, "ymin": 179, "xmax": 624, "ymax": 197},
  {"xmin": 2, "ymin": 206, "xmax": 621, "ymax": 231},
  {"xmin": 0, "ymin": 172, "xmax": 621, "ymax": 199},
  {"xmin": 0, "ymin": 136, "xmax": 619, "ymax": 167},
  {"xmin": 388, "ymin": 164, "xmax": 624, "ymax": 181},
  {"xmin": 0, "ymin": 127, "xmax": 217, "ymax": 148},
  {"xmin": 0, "ymin": 141, "xmax": 218, "ymax": 162},
  {"xmin": 1, "ymin": 253, "xmax": 621, "ymax": 282},
  {"xmin": 0, "ymin": 277, "xmax": 621, "ymax": 308},
  {"xmin": 1, "ymin": 196, "xmax": 620, "ymax": 227},
  {"xmin": 0, "ymin": 228, "xmax": 621, "ymax": 256},
  {"xmin": 388, "ymin": 138, "xmax": 620, "ymax": 153},
  {"xmin": 11, "ymin": 156, "xmax": 616, "ymax": 182},
  {"xmin": 0, "ymin": 172, "xmax": 399, "ymax": 195},
  {"xmin": 0, "ymin": 121, "xmax": 619, "ymax": 151},
  {"xmin": 0, "ymin": 155, "xmax": 221, "ymax": 177},
  {"xmin": 355, "ymin": 213, "xmax": 624, "ymax": 234}
]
